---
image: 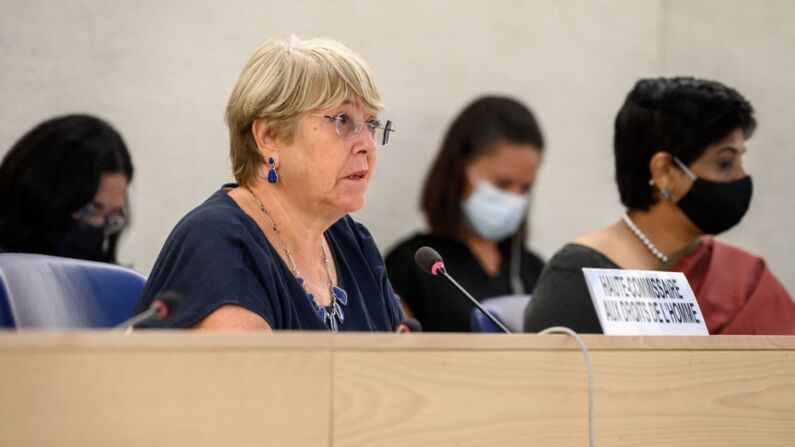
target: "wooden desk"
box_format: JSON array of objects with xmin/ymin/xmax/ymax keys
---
[{"xmin": 1, "ymin": 333, "xmax": 793, "ymax": 446}]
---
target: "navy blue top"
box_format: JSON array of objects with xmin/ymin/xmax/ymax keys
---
[{"xmin": 134, "ymin": 185, "xmax": 404, "ymax": 331}]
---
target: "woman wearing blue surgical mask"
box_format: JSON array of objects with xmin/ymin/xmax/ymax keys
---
[
  {"xmin": 524, "ymin": 77, "xmax": 795, "ymax": 335},
  {"xmin": 386, "ymin": 96, "xmax": 546, "ymax": 332}
]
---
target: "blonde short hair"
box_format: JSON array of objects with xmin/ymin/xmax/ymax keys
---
[{"xmin": 225, "ymin": 35, "xmax": 384, "ymax": 186}]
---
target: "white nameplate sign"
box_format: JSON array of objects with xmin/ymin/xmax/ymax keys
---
[{"xmin": 582, "ymin": 268, "xmax": 708, "ymax": 336}]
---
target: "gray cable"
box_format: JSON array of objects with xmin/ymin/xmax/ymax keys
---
[{"xmin": 538, "ymin": 326, "xmax": 594, "ymax": 447}]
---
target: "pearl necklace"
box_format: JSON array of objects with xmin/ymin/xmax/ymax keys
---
[
  {"xmin": 621, "ymin": 212, "xmax": 669, "ymax": 264},
  {"xmin": 247, "ymin": 188, "xmax": 348, "ymax": 331}
]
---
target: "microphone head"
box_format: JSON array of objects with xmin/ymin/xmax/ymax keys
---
[
  {"xmin": 152, "ymin": 292, "xmax": 183, "ymax": 321},
  {"xmin": 415, "ymin": 246, "xmax": 445, "ymax": 276},
  {"xmin": 396, "ymin": 318, "xmax": 423, "ymax": 333}
]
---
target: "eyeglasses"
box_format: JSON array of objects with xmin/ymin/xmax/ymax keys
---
[
  {"xmin": 311, "ymin": 113, "xmax": 395, "ymax": 146},
  {"xmin": 76, "ymin": 201, "xmax": 128, "ymax": 236}
]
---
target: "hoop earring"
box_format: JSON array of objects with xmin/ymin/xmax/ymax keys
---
[{"xmin": 267, "ymin": 157, "xmax": 279, "ymax": 184}]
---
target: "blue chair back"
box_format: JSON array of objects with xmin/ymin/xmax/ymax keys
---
[
  {"xmin": 470, "ymin": 294, "xmax": 531, "ymax": 333},
  {"xmin": 0, "ymin": 253, "xmax": 146, "ymax": 329}
]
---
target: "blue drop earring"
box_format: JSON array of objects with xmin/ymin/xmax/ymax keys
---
[{"xmin": 267, "ymin": 156, "xmax": 279, "ymax": 184}]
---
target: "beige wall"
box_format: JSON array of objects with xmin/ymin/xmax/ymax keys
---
[{"xmin": 1, "ymin": 0, "xmax": 793, "ymax": 294}]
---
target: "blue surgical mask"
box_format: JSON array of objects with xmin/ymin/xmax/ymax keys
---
[{"xmin": 462, "ymin": 179, "xmax": 528, "ymax": 241}]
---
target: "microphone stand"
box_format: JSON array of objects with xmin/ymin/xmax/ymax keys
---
[
  {"xmin": 439, "ymin": 268, "xmax": 512, "ymax": 334},
  {"xmin": 114, "ymin": 306, "xmax": 158, "ymax": 332}
]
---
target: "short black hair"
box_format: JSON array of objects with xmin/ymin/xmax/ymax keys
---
[
  {"xmin": 421, "ymin": 95, "xmax": 544, "ymax": 236},
  {"xmin": 0, "ymin": 114, "xmax": 134, "ymax": 262},
  {"xmin": 614, "ymin": 77, "xmax": 756, "ymax": 210}
]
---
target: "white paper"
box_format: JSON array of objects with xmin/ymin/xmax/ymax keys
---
[{"xmin": 582, "ymin": 268, "xmax": 708, "ymax": 336}]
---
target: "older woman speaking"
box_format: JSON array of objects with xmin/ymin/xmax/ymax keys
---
[{"xmin": 134, "ymin": 35, "xmax": 402, "ymax": 331}]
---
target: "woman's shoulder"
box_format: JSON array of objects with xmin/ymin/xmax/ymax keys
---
[
  {"xmin": 686, "ymin": 236, "xmax": 769, "ymax": 275},
  {"xmin": 184, "ymin": 185, "xmax": 242, "ymax": 218},
  {"xmin": 547, "ymin": 242, "xmax": 620, "ymax": 270},
  {"xmin": 563, "ymin": 223, "xmax": 627, "ymax": 267},
  {"xmin": 167, "ymin": 186, "xmax": 256, "ymax": 244},
  {"xmin": 705, "ymin": 237, "xmax": 761, "ymax": 260}
]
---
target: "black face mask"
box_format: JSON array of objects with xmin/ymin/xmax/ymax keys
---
[
  {"xmin": 674, "ymin": 158, "xmax": 753, "ymax": 235},
  {"xmin": 55, "ymin": 219, "xmax": 106, "ymax": 261}
]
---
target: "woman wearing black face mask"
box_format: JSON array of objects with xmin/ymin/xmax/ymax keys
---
[
  {"xmin": 0, "ymin": 114, "xmax": 133, "ymax": 263},
  {"xmin": 524, "ymin": 77, "xmax": 795, "ymax": 335}
]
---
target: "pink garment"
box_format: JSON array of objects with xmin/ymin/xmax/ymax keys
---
[{"xmin": 670, "ymin": 237, "xmax": 795, "ymax": 335}]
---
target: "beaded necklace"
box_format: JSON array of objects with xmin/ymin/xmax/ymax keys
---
[
  {"xmin": 247, "ymin": 188, "xmax": 348, "ymax": 331},
  {"xmin": 621, "ymin": 212, "xmax": 669, "ymax": 264}
]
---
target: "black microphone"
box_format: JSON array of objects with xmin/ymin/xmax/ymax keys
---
[
  {"xmin": 115, "ymin": 292, "xmax": 183, "ymax": 331},
  {"xmin": 395, "ymin": 318, "xmax": 422, "ymax": 333},
  {"xmin": 414, "ymin": 246, "xmax": 511, "ymax": 334}
]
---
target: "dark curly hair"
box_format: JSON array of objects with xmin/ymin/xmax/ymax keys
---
[{"xmin": 614, "ymin": 77, "xmax": 756, "ymax": 210}]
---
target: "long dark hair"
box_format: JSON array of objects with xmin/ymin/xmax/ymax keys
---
[
  {"xmin": 0, "ymin": 114, "xmax": 134, "ymax": 262},
  {"xmin": 421, "ymin": 96, "xmax": 544, "ymax": 238}
]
